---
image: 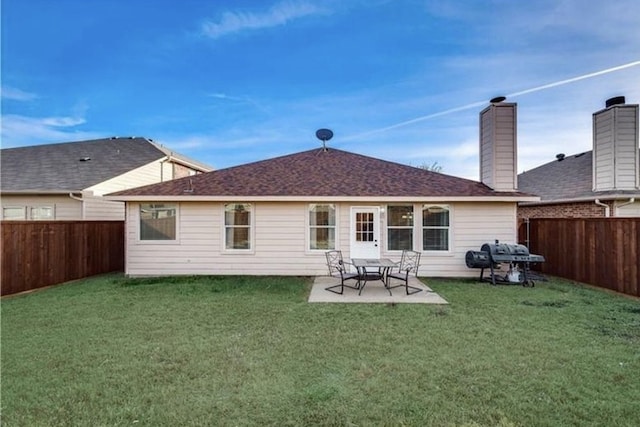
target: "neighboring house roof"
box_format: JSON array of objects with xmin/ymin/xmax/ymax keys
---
[
  {"xmin": 518, "ymin": 150, "xmax": 640, "ymax": 204},
  {"xmin": 108, "ymin": 148, "xmax": 537, "ymax": 201},
  {"xmin": 1, "ymin": 137, "xmax": 212, "ymax": 193}
]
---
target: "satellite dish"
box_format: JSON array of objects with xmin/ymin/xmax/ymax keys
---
[{"xmin": 315, "ymin": 128, "xmax": 333, "ymax": 151}]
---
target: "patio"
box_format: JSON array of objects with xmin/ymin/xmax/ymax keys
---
[{"xmin": 308, "ymin": 275, "xmax": 449, "ymax": 304}]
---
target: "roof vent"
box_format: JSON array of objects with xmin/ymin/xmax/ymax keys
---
[
  {"xmin": 79, "ymin": 157, "xmax": 91, "ymax": 162},
  {"xmin": 490, "ymin": 96, "xmax": 506, "ymax": 103},
  {"xmin": 556, "ymin": 153, "xmax": 565, "ymax": 161},
  {"xmin": 110, "ymin": 136, "xmax": 118, "ymax": 139},
  {"xmin": 605, "ymin": 96, "xmax": 625, "ymax": 108}
]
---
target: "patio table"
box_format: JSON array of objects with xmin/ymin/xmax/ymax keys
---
[{"xmin": 351, "ymin": 258, "xmax": 397, "ymax": 296}]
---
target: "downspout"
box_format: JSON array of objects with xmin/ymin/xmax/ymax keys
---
[
  {"xmin": 594, "ymin": 199, "xmax": 610, "ymax": 217},
  {"xmin": 160, "ymin": 155, "xmax": 174, "ymax": 181},
  {"xmin": 614, "ymin": 197, "xmax": 636, "ymax": 216},
  {"xmin": 69, "ymin": 192, "xmax": 86, "ymax": 219}
]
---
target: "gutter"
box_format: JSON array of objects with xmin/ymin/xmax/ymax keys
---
[{"xmin": 594, "ymin": 199, "xmax": 610, "ymax": 217}]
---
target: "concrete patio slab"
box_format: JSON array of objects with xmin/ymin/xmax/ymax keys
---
[{"xmin": 309, "ymin": 276, "xmax": 448, "ymax": 304}]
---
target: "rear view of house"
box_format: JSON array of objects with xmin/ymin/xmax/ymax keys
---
[
  {"xmin": 1, "ymin": 137, "xmax": 212, "ymax": 220},
  {"xmin": 107, "ymin": 100, "xmax": 538, "ymax": 278}
]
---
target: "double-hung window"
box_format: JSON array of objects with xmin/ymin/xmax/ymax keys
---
[
  {"xmin": 309, "ymin": 204, "xmax": 336, "ymax": 250},
  {"xmin": 422, "ymin": 205, "xmax": 450, "ymax": 251},
  {"xmin": 140, "ymin": 203, "xmax": 177, "ymax": 240},
  {"xmin": 225, "ymin": 203, "xmax": 251, "ymax": 250},
  {"xmin": 387, "ymin": 205, "xmax": 414, "ymax": 250}
]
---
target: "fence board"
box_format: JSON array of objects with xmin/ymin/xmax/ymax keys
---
[
  {"xmin": 1, "ymin": 221, "xmax": 124, "ymax": 296},
  {"xmin": 519, "ymin": 218, "xmax": 640, "ymax": 297}
]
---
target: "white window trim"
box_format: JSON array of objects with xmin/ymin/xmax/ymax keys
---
[
  {"xmin": 306, "ymin": 203, "xmax": 338, "ymax": 253},
  {"xmin": 30, "ymin": 205, "xmax": 55, "ymax": 220},
  {"xmin": 136, "ymin": 202, "xmax": 180, "ymax": 245},
  {"xmin": 384, "ymin": 204, "xmax": 416, "ymax": 253},
  {"xmin": 421, "ymin": 204, "xmax": 453, "ymax": 255},
  {"xmin": 2, "ymin": 206, "xmax": 27, "ymax": 220},
  {"xmin": 222, "ymin": 203, "xmax": 255, "ymax": 254}
]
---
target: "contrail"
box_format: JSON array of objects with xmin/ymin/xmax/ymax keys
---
[{"xmin": 343, "ymin": 60, "xmax": 640, "ymax": 141}]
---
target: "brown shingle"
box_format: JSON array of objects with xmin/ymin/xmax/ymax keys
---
[{"xmin": 109, "ymin": 148, "xmax": 528, "ymax": 198}]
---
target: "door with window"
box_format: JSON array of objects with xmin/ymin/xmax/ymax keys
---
[{"xmin": 350, "ymin": 207, "xmax": 380, "ymax": 262}]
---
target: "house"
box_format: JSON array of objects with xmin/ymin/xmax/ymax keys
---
[
  {"xmin": 0, "ymin": 137, "xmax": 212, "ymax": 221},
  {"xmin": 106, "ymin": 101, "xmax": 538, "ymax": 277},
  {"xmin": 518, "ymin": 97, "xmax": 640, "ymax": 219}
]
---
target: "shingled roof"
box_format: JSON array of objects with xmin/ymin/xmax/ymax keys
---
[
  {"xmin": 518, "ymin": 151, "xmax": 640, "ymax": 203},
  {"xmin": 1, "ymin": 137, "xmax": 211, "ymax": 193},
  {"xmin": 108, "ymin": 148, "xmax": 535, "ymax": 200}
]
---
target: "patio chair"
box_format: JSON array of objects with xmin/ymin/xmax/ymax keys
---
[
  {"xmin": 325, "ymin": 250, "xmax": 360, "ymax": 294},
  {"xmin": 387, "ymin": 250, "xmax": 423, "ymax": 295}
]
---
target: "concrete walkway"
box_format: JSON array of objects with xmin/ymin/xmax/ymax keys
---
[{"xmin": 309, "ymin": 276, "xmax": 448, "ymax": 304}]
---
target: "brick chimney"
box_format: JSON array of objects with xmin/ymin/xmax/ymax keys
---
[
  {"xmin": 592, "ymin": 96, "xmax": 640, "ymax": 191},
  {"xmin": 479, "ymin": 97, "xmax": 518, "ymax": 191}
]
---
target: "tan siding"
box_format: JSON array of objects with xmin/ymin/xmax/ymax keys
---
[
  {"xmin": 125, "ymin": 201, "xmax": 518, "ymax": 278},
  {"xmin": 162, "ymin": 161, "xmax": 173, "ymax": 180},
  {"xmin": 593, "ymin": 110, "xmax": 613, "ymax": 190},
  {"xmin": 480, "ymin": 111, "xmax": 494, "ymax": 186},
  {"xmin": 1, "ymin": 195, "xmax": 81, "ymax": 220},
  {"xmin": 86, "ymin": 160, "xmax": 165, "ymax": 195},
  {"xmin": 615, "ymin": 200, "xmax": 640, "ymax": 217},
  {"xmin": 613, "ymin": 106, "xmax": 639, "ymax": 189},
  {"xmin": 479, "ymin": 104, "xmax": 516, "ymax": 191},
  {"xmin": 593, "ymin": 105, "xmax": 639, "ymax": 191},
  {"xmin": 83, "ymin": 195, "xmax": 125, "ymax": 220},
  {"xmin": 420, "ymin": 202, "xmax": 517, "ymax": 277}
]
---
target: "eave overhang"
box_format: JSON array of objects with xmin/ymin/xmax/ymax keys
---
[{"xmin": 105, "ymin": 195, "xmax": 541, "ymax": 203}]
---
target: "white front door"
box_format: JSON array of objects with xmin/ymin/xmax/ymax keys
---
[{"xmin": 350, "ymin": 207, "xmax": 381, "ymax": 262}]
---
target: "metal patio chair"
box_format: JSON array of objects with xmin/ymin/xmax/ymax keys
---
[
  {"xmin": 387, "ymin": 250, "xmax": 423, "ymax": 295},
  {"xmin": 325, "ymin": 250, "xmax": 360, "ymax": 294}
]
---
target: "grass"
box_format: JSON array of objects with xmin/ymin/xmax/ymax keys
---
[{"xmin": 2, "ymin": 274, "xmax": 639, "ymax": 426}]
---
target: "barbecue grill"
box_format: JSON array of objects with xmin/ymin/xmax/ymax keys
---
[{"xmin": 466, "ymin": 240, "xmax": 545, "ymax": 286}]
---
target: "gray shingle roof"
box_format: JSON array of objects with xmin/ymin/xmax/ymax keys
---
[
  {"xmin": 518, "ymin": 151, "xmax": 640, "ymax": 202},
  {"xmin": 1, "ymin": 137, "xmax": 209, "ymax": 192},
  {"xmin": 109, "ymin": 148, "xmax": 533, "ymax": 198}
]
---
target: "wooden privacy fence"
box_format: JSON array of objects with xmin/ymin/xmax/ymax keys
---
[
  {"xmin": 519, "ymin": 218, "xmax": 639, "ymax": 297},
  {"xmin": 1, "ymin": 221, "xmax": 124, "ymax": 296}
]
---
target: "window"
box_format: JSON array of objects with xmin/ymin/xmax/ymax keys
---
[
  {"xmin": 3, "ymin": 206, "xmax": 26, "ymax": 220},
  {"xmin": 309, "ymin": 204, "xmax": 336, "ymax": 250},
  {"xmin": 140, "ymin": 203, "xmax": 177, "ymax": 240},
  {"xmin": 225, "ymin": 203, "xmax": 251, "ymax": 250},
  {"xmin": 355, "ymin": 212, "xmax": 374, "ymax": 242},
  {"xmin": 422, "ymin": 205, "xmax": 450, "ymax": 251},
  {"xmin": 30, "ymin": 206, "xmax": 54, "ymax": 220},
  {"xmin": 387, "ymin": 205, "xmax": 414, "ymax": 251}
]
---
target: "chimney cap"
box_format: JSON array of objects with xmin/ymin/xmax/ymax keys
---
[
  {"xmin": 556, "ymin": 153, "xmax": 565, "ymax": 161},
  {"xmin": 490, "ymin": 96, "xmax": 507, "ymax": 104},
  {"xmin": 605, "ymin": 96, "xmax": 626, "ymax": 108}
]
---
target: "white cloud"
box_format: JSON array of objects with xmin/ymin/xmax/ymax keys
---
[
  {"xmin": 201, "ymin": 1, "xmax": 324, "ymax": 39},
  {"xmin": 1, "ymin": 86, "xmax": 38, "ymax": 101},
  {"xmin": 1, "ymin": 114, "xmax": 96, "ymax": 148}
]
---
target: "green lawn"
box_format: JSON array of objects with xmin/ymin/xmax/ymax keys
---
[{"xmin": 2, "ymin": 274, "xmax": 639, "ymax": 426}]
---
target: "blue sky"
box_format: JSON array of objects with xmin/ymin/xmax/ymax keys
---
[{"xmin": 2, "ymin": 0, "xmax": 639, "ymax": 179}]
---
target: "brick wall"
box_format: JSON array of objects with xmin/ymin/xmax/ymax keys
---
[{"xmin": 518, "ymin": 201, "xmax": 613, "ymax": 220}]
